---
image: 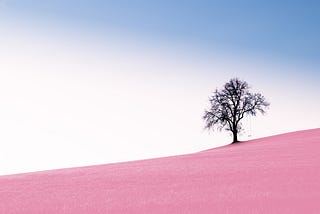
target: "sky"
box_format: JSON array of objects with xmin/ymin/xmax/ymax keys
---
[{"xmin": 0, "ymin": 0, "xmax": 319, "ymax": 175}]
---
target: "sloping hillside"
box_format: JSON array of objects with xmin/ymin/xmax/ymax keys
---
[{"xmin": 1, "ymin": 129, "xmax": 319, "ymax": 213}]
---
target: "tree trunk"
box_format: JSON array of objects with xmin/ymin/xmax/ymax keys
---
[{"xmin": 232, "ymin": 130, "xmax": 238, "ymax": 143}]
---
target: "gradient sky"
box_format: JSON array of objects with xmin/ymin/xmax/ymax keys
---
[{"xmin": 0, "ymin": 0, "xmax": 319, "ymax": 175}]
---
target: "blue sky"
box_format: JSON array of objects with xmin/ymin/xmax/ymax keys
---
[
  {"xmin": 0, "ymin": 1, "xmax": 319, "ymax": 175},
  {"xmin": 3, "ymin": 0, "xmax": 320, "ymax": 64}
]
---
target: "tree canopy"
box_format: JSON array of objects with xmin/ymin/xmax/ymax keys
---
[{"xmin": 203, "ymin": 78, "xmax": 269, "ymax": 143}]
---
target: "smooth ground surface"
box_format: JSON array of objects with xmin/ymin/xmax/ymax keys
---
[{"xmin": 0, "ymin": 129, "xmax": 319, "ymax": 213}]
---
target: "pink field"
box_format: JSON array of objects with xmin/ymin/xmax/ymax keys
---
[{"xmin": 1, "ymin": 129, "xmax": 320, "ymax": 213}]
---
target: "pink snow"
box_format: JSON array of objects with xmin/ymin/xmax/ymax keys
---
[{"xmin": 1, "ymin": 129, "xmax": 320, "ymax": 213}]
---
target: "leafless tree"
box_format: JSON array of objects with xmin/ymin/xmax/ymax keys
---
[{"xmin": 203, "ymin": 78, "xmax": 269, "ymax": 143}]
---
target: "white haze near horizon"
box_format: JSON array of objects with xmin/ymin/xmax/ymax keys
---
[{"xmin": 0, "ymin": 21, "xmax": 319, "ymax": 175}]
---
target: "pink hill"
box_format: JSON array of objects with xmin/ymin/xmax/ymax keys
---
[{"xmin": 1, "ymin": 129, "xmax": 320, "ymax": 213}]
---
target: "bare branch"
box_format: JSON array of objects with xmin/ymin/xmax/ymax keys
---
[{"xmin": 203, "ymin": 78, "xmax": 269, "ymax": 143}]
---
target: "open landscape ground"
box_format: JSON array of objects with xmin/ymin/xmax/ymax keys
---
[{"xmin": 0, "ymin": 129, "xmax": 319, "ymax": 213}]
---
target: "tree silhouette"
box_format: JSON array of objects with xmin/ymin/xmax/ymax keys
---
[{"xmin": 203, "ymin": 78, "xmax": 269, "ymax": 143}]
